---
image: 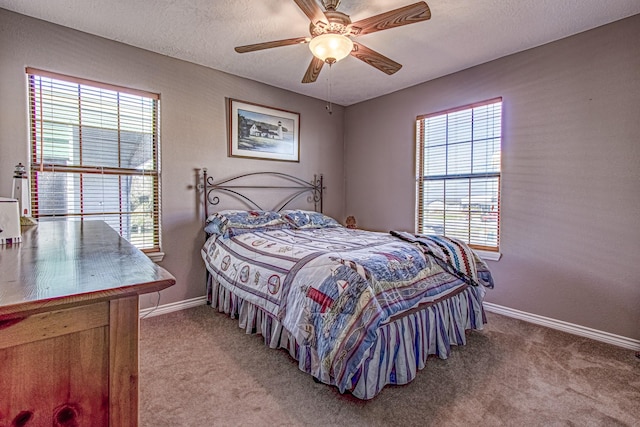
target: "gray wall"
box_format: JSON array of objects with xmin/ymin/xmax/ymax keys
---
[
  {"xmin": 2, "ymin": 8, "xmax": 638, "ymax": 342},
  {"xmin": 344, "ymin": 15, "xmax": 640, "ymax": 341},
  {"xmin": 0, "ymin": 9, "xmax": 346, "ymax": 309}
]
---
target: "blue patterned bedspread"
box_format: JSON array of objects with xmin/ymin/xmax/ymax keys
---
[{"xmin": 201, "ymin": 227, "xmax": 493, "ymax": 392}]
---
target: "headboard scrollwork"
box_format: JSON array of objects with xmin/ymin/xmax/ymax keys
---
[{"xmin": 201, "ymin": 169, "xmax": 324, "ymax": 219}]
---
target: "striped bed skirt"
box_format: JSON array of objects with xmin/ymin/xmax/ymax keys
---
[{"xmin": 207, "ymin": 276, "xmax": 487, "ymax": 399}]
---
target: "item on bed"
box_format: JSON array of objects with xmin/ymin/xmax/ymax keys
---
[
  {"xmin": 204, "ymin": 209, "xmax": 291, "ymax": 237},
  {"xmin": 281, "ymin": 209, "xmax": 342, "ymax": 229},
  {"xmin": 201, "ymin": 205, "xmax": 494, "ymax": 399}
]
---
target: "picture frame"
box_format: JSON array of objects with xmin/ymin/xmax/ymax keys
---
[{"xmin": 228, "ymin": 98, "xmax": 300, "ymax": 162}]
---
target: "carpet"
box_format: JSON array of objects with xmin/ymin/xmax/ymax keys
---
[{"xmin": 139, "ymin": 305, "xmax": 640, "ymax": 426}]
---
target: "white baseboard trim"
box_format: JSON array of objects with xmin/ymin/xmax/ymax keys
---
[
  {"xmin": 483, "ymin": 302, "xmax": 640, "ymax": 351},
  {"xmin": 139, "ymin": 296, "xmax": 208, "ymax": 319},
  {"xmin": 137, "ymin": 297, "xmax": 640, "ymax": 351}
]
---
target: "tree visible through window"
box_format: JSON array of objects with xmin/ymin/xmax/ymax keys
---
[
  {"xmin": 27, "ymin": 68, "xmax": 161, "ymax": 252},
  {"xmin": 415, "ymin": 98, "xmax": 502, "ymax": 251}
]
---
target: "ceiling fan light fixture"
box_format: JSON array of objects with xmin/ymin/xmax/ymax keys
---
[{"xmin": 309, "ymin": 33, "xmax": 353, "ymax": 63}]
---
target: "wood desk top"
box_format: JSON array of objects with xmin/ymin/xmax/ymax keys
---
[{"xmin": 0, "ymin": 220, "xmax": 175, "ymax": 319}]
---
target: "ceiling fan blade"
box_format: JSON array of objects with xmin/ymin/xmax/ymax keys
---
[
  {"xmin": 350, "ymin": 42, "xmax": 402, "ymax": 75},
  {"xmin": 293, "ymin": 0, "xmax": 327, "ymax": 25},
  {"xmin": 235, "ymin": 37, "xmax": 309, "ymax": 53},
  {"xmin": 350, "ymin": 1, "xmax": 431, "ymax": 36},
  {"xmin": 302, "ymin": 56, "xmax": 325, "ymax": 83}
]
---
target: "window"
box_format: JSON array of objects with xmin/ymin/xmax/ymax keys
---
[
  {"xmin": 415, "ymin": 98, "xmax": 502, "ymax": 252},
  {"xmin": 27, "ymin": 68, "xmax": 161, "ymax": 253}
]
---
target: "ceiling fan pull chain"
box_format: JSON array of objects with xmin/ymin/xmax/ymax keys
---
[{"xmin": 326, "ymin": 62, "xmax": 333, "ymax": 115}]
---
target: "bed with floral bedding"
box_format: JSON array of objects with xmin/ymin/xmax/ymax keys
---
[{"xmin": 201, "ymin": 208, "xmax": 494, "ymax": 399}]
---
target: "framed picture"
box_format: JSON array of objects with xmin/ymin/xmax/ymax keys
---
[{"xmin": 228, "ymin": 98, "xmax": 300, "ymax": 162}]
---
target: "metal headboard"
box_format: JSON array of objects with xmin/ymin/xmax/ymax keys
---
[{"xmin": 202, "ymin": 169, "xmax": 324, "ymax": 218}]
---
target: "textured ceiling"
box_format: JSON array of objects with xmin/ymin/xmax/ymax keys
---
[{"xmin": 1, "ymin": 0, "xmax": 639, "ymax": 106}]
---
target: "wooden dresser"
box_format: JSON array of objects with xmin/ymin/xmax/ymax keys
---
[{"xmin": 0, "ymin": 220, "xmax": 176, "ymax": 426}]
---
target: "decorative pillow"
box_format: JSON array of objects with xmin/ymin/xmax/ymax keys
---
[
  {"xmin": 281, "ymin": 210, "xmax": 342, "ymax": 229},
  {"xmin": 204, "ymin": 210, "xmax": 289, "ymax": 236}
]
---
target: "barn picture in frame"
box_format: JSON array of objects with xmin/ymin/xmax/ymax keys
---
[{"xmin": 228, "ymin": 99, "xmax": 300, "ymax": 162}]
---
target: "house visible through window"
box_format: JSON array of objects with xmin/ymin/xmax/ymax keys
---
[
  {"xmin": 415, "ymin": 98, "xmax": 502, "ymax": 251},
  {"xmin": 27, "ymin": 68, "xmax": 161, "ymax": 252}
]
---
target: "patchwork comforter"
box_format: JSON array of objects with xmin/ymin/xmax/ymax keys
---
[{"xmin": 201, "ymin": 227, "xmax": 493, "ymax": 392}]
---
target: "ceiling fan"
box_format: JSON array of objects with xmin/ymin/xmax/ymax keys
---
[{"xmin": 234, "ymin": 0, "xmax": 431, "ymax": 83}]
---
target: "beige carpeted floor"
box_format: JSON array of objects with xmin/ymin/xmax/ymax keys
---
[{"xmin": 139, "ymin": 305, "xmax": 640, "ymax": 426}]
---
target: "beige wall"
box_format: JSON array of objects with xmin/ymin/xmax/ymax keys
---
[
  {"xmin": 344, "ymin": 14, "xmax": 640, "ymax": 340},
  {"xmin": 0, "ymin": 9, "xmax": 346, "ymax": 309}
]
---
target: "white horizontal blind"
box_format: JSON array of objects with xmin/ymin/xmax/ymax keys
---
[
  {"xmin": 416, "ymin": 98, "xmax": 502, "ymax": 251},
  {"xmin": 27, "ymin": 68, "xmax": 161, "ymax": 252}
]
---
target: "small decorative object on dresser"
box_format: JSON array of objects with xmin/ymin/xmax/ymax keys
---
[
  {"xmin": 0, "ymin": 197, "xmax": 21, "ymax": 244},
  {"xmin": 12, "ymin": 162, "xmax": 31, "ymax": 217}
]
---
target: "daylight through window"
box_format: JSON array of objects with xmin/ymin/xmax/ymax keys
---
[
  {"xmin": 415, "ymin": 98, "xmax": 502, "ymax": 251},
  {"xmin": 27, "ymin": 68, "xmax": 161, "ymax": 252}
]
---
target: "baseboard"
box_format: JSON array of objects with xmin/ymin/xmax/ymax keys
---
[
  {"xmin": 483, "ymin": 302, "xmax": 640, "ymax": 351},
  {"xmin": 139, "ymin": 296, "xmax": 208, "ymax": 319},
  {"xmin": 137, "ymin": 297, "xmax": 639, "ymax": 351}
]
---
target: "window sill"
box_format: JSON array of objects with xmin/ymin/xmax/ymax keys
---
[
  {"xmin": 146, "ymin": 251, "xmax": 165, "ymax": 263},
  {"xmin": 475, "ymin": 249, "xmax": 501, "ymax": 262}
]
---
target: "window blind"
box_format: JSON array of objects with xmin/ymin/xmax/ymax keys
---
[
  {"xmin": 416, "ymin": 98, "xmax": 502, "ymax": 251},
  {"xmin": 27, "ymin": 68, "xmax": 161, "ymax": 252}
]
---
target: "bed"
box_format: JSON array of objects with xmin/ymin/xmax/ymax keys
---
[{"xmin": 200, "ymin": 170, "xmax": 494, "ymax": 399}]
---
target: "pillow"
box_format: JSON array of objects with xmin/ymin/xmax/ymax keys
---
[
  {"xmin": 281, "ymin": 210, "xmax": 342, "ymax": 229},
  {"xmin": 205, "ymin": 210, "xmax": 290, "ymax": 237}
]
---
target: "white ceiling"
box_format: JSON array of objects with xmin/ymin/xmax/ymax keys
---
[{"xmin": 1, "ymin": 0, "xmax": 639, "ymax": 106}]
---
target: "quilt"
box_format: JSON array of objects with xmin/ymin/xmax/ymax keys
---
[{"xmin": 201, "ymin": 226, "xmax": 493, "ymax": 392}]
